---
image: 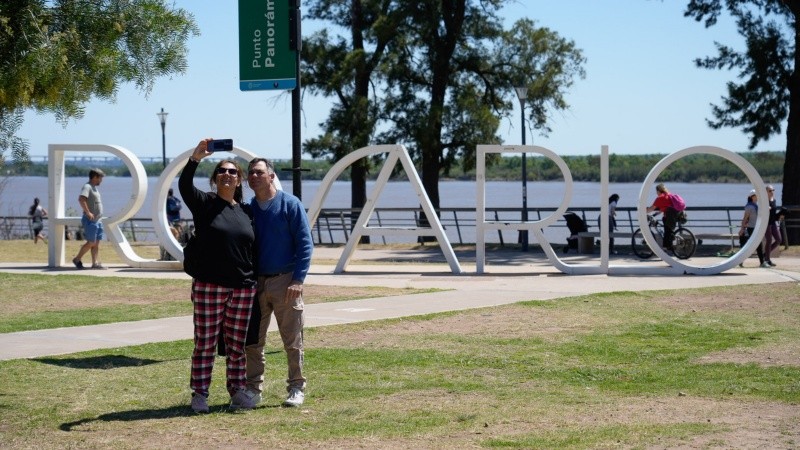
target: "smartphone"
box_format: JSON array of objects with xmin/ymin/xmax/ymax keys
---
[{"xmin": 208, "ymin": 139, "xmax": 233, "ymax": 152}]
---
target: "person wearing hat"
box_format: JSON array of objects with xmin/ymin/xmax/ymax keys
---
[
  {"xmin": 763, "ymin": 185, "xmax": 780, "ymax": 266},
  {"xmin": 738, "ymin": 189, "xmax": 767, "ymax": 268}
]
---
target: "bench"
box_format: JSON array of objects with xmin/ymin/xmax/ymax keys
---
[
  {"xmin": 576, "ymin": 231, "xmax": 739, "ymax": 254},
  {"xmin": 577, "ymin": 231, "xmax": 634, "ymax": 239},
  {"xmin": 575, "ymin": 231, "xmax": 634, "ymax": 253},
  {"xmin": 694, "ymin": 233, "xmax": 738, "ymax": 246}
]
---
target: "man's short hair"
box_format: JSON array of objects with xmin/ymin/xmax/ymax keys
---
[
  {"xmin": 248, "ymin": 157, "xmax": 274, "ymax": 173},
  {"xmin": 89, "ymin": 168, "xmax": 106, "ymax": 179}
]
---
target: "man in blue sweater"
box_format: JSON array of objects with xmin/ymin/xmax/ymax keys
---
[{"xmin": 244, "ymin": 157, "xmax": 314, "ymax": 407}]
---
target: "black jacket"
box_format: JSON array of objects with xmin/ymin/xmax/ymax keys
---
[{"xmin": 179, "ymin": 160, "xmax": 255, "ymax": 288}]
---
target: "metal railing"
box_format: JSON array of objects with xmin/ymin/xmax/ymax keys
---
[{"xmin": 2, "ymin": 205, "xmax": 797, "ymax": 248}]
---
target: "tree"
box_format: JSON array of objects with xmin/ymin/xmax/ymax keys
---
[
  {"xmin": 379, "ymin": 1, "xmax": 586, "ymax": 209},
  {"xmin": 302, "ymin": 0, "xmax": 585, "ymax": 216},
  {"xmin": 0, "ymin": 0, "xmax": 198, "ymax": 165},
  {"xmin": 683, "ymin": 0, "xmax": 799, "ymax": 243},
  {"xmin": 302, "ymin": 0, "xmax": 403, "ymax": 215}
]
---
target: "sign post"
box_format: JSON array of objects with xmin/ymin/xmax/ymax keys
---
[{"xmin": 238, "ymin": 0, "xmax": 297, "ymax": 91}]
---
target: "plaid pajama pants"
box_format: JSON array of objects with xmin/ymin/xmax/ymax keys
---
[{"xmin": 190, "ymin": 280, "xmax": 255, "ymax": 398}]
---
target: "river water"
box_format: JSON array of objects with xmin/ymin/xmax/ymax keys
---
[
  {"xmin": 1, "ymin": 176, "xmax": 782, "ymax": 244},
  {"xmin": 0, "ymin": 176, "xmax": 783, "ymax": 217}
]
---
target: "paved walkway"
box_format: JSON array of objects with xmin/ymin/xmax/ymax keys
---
[{"xmin": 2, "ymin": 247, "xmax": 798, "ymax": 361}]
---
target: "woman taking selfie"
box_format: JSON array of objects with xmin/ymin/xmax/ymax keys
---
[{"xmin": 179, "ymin": 138, "xmax": 257, "ymax": 413}]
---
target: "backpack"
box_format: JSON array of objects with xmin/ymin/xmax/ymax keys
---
[
  {"xmin": 669, "ymin": 193, "xmax": 686, "ymax": 211},
  {"xmin": 181, "ymin": 234, "xmax": 202, "ymax": 279}
]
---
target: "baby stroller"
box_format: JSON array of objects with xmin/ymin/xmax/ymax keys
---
[{"xmin": 563, "ymin": 212, "xmax": 588, "ymax": 253}]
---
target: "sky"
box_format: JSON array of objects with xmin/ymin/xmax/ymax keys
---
[{"xmin": 18, "ymin": 0, "xmax": 787, "ymax": 162}]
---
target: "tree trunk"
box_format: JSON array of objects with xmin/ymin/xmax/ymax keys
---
[
  {"xmin": 351, "ymin": 159, "xmax": 369, "ymax": 243},
  {"xmin": 783, "ymin": 13, "xmax": 800, "ymax": 244},
  {"xmin": 350, "ymin": 0, "xmax": 370, "ymax": 243}
]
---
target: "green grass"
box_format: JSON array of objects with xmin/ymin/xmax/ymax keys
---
[
  {"xmin": 0, "ymin": 272, "xmax": 439, "ymax": 333},
  {"xmin": 0, "ymin": 301, "xmax": 192, "ymax": 333},
  {"xmin": 1, "ymin": 284, "xmax": 799, "ymax": 448}
]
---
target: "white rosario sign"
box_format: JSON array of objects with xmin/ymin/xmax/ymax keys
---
[{"xmin": 47, "ymin": 144, "xmax": 767, "ymax": 275}]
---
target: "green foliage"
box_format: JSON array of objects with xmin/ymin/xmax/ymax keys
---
[
  {"xmin": 378, "ymin": 1, "xmax": 586, "ymax": 207},
  {"xmin": 684, "ymin": 0, "xmax": 793, "ymax": 149},
  {"xmin": 302, "ymin": 0, "xmax": 407, "ymax": 208},
  {"xmin": 0, "ymin": 0, "xmax": 199, "ymax": 164},
  {"xmin": 1, "ymin": 151, "xmax": 786, "ymax": 182},
  {"xmin": 682, "ymin": 0, "xmax": 799, "ymax": 221},
  {"xmin": 303, "ymin": 0, "xmax": 586, "ymax": 208},
  {"xmin": 452, "ymin": 151, "xmax": 785, "ymax": 183}
]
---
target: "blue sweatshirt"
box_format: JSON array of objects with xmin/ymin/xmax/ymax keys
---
[{"xmin": 251, "ymin": 190, "xmax": 313, "ymax": 282}]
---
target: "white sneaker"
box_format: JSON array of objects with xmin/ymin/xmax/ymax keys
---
[
  {"xmin": 283, "ymin": 388, "xmax": 304, "ymax": 407},
  {"xmin": 760, "ymin": 262, "xmax": 771, "ymax": 268}
]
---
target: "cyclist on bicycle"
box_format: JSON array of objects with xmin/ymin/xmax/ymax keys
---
[{"xmin": 646, "ymin": 183, "xmax": 679, "ymax": 250}]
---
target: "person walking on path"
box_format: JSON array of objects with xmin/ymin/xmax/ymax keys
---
[
  {"xmin": 72, "ymin": 169, "xmax": 106, "ymax": 269},
  {"xmin": 763, "ymin": 185, "xmax": 780, "ymax": 267},
  {"xmin": 244, "ymin": 157, "xmax": 314, "ymax": 408},
  {"xmin": 603, "ymin": 194, "xmax": 619, "ymax": 254},
  {"xmin": 28, "ymin": 197, "xmax": 48, "ymax": 244},
  {"xmin": 738, "ymin": 189, "xmax": 767, "ymax": 268},
  {"xmin": 180, "ymin": 139, "xmax": 258, "ymax": 413},
  {"xmin": 646, "ymin": 183, "xmax": 679, "ymax": 250}
]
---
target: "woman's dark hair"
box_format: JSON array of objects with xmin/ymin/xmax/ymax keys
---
[
  {"xmin": 28, "ymin": 197, "xmax": 40, "ymax": 216},
  {"xmin": 609, "ymin": 194, "xmax": 619, "ymax": 203},
  {"xmin": 209, "ymin": 159, "xmax": 244, "ymax": 203}
]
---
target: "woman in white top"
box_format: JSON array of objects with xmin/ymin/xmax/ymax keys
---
[{"xmin": 738, "ymin": 190, "xmax": 766, "ymax": 267}]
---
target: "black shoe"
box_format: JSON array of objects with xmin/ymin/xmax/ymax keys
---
[{"xmin": 72, "ymin": 258, "xmax": 84, "ymax": 269}]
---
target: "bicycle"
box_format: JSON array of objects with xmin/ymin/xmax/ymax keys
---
[{"xmin": 631, "ymin": 212, "xmax": 697, "ymax": 260}]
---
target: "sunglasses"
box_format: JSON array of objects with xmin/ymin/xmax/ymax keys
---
[{"xmin": 216, "ymin": 167, "xmax": 238, "ymax": 175}]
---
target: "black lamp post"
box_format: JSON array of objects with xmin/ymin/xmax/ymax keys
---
[
  {"xmin": 157, "ymin": 107, "xmax": 168, "ymax": 168},
  {"xmin": 514, "ymin": 86, "xmax": 528, "ymax": 251}
]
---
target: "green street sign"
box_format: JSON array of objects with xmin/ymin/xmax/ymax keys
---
[{"xmin": 238, "ymin": 0, "xmax": 297, "ymax": 91}]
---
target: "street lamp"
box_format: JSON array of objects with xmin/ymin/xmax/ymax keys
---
[
  {"xmin": 514, "ymin": 86, "xmax": 529, "ymax": 251},
  {"xmin": 157, "ymin": 107, "xmax": 168, "ymax": 168}
]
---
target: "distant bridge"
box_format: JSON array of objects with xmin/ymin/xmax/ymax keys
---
[
  {"xmin": 28, "ymin": 155, "xmax": 171, "ymax": 166},
  {"xmin": 26, "ymin": 155, "xmax": 264, "ymax": 167}
]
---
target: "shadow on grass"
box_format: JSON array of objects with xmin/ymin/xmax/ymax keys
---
[
  {"xmin": 60, "ymin": 402, "xmax": 284, "ymax": 431},
  {"xmin": 34, "ymin": 354, "xmax": 163, "ymax": 369},
  {"xmin": 60, "ymin": 405, "xmax": 197, "ymax": 430}
]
